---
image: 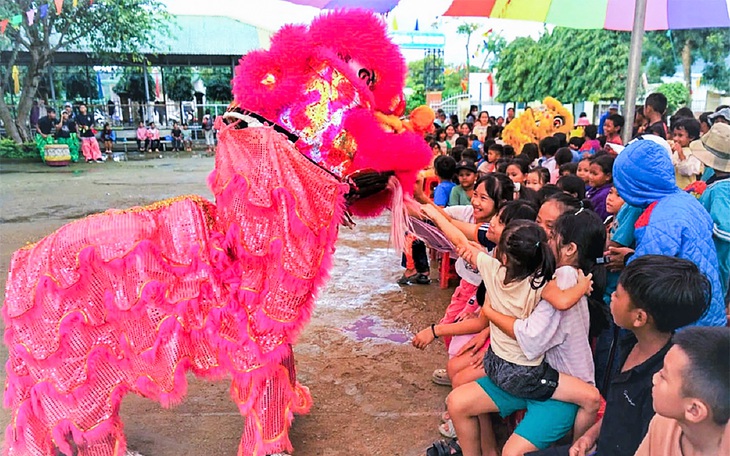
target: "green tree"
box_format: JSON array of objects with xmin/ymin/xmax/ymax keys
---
[
  {"xmin": 456, "ymin": 22, "xmax": 480, "ymax": 89},
  {"xmin": 655, "ymin": 82, "xmax": 690, "ymax": 114},
  {"xmin": 496, "ymin": 28, "xmax": 631, "ymax": 104},
  {"xmin": 0, "ymin": 0, "xmax": 168, "ymax": 143},
  {"xmin": 476, "ymin": 32, "xmax": 507, "ymax": 71},
  {"xmin": 495, "ymin": 37, "xmax": 541, "ymax": 103},
  {"xmin": 198, "ymin": 67, "xmax": 232, "ymax": 103},
  {"xmin": 405, "ymin": 58, "xmax": 426, "ymax": 113},
  {"xmin": 164, "ymin": 67, "xmax": 193, "ymax": 102},
  {"xmin": 115, "ymin": 68, "xmax": 154, "ymax": 103},
  {"xmin": 64, "ymin": 70, "xmax": 97, "ymax": 101},
  {"xmin": 645, "ymin": 29, "xmax": 730, "ymax": 103}
]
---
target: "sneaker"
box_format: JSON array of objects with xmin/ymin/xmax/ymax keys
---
[
  {"xmin": 414, "ymin": 273, "xmax": 431, "ymax": 285},
  {"xmin": 96, "ymin": 158, "xmax": 104, "ymax": 163},
  {"xmin": 438, "ymin": 420, "xmax": 457, "ymax": 439},
  {"xmin": 432, "ymin": 368, "xmax": 451, "ymax": 386}
]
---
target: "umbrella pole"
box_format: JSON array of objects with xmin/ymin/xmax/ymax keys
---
[{"xmin": 622, "ymin": 0, "xmax": 648, "ymax": 145}]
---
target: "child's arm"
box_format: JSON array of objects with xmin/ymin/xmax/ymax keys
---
[
  {"xmin": 675, "ymin": 152, "xmax": 703, "ymax": 177},
  {"xmin": 412, "ymin": 313, "xmax": 489, "ymax": 349},
  {"xmin": 451, "ymin": 219, "xmax": 481, "ymax": 242},
  {"xmin": 421, "ymin": 204, "xmax": 470, "ymax": 252},
  {"xmin": 480, "ymin": 299, "xmax": 517, "ymax": 339},
  {"xmin": 541, "ymin": 270, "xmax": 593, "ymax": 311}
]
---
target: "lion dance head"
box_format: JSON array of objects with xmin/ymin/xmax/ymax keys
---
[{"xmin": 502, "ymin": 97, "xmax": 574, "ymax": 153}]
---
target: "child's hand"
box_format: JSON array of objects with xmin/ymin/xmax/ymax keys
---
[
  {"xmin": 412, "ymin": 327, "xmax": 436, "ymax": 349},
  {"xmin": 457, "ymin": 328, "xmax": 490, "ymax": 363},
  {"xmin": 458, "ymin": 241, "xmax": 484, "ymax": 267},
  {"xmin": 577, "ymin": 270, "xmax": 594, "ymax": 296},
  {"xmin": 605, "ymin": 246, "xmax": 634, "ymax": 272},
  {"xmin": 569, "ymin": 434, "xmax": 597, "ymax": 456}
]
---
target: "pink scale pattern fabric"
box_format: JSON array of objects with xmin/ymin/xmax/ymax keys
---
[{"xmin": 3, "ymin": 125, "xmax": 348, "ymax": 456}]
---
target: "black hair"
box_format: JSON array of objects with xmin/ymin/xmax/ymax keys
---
[
  {"xmin": 699, "ymin": 111, "xmax": 712, "ymax": 127},
  {"xmin": 557, "ymin": 174, "xmax": 586, "ymax": 199},
  {"xmin": 494, "ymin": 158, "xmax": 512, "ymax": 174},
  {"xmin": 671, "ymin": 116, "xmax": 701, "ymax": 141},
  {"xmin": 507, "ymin": 157, "xmax": 530, "ymax": 175},
  {"xmin": 450, "ymin": 145, "xmax": 466, "ymax": 162},
  {"xmin": 475, "ymin": 173, "xmax": 515, "ymax": 213},
  {"xmin": 517, "ymin": 186, "xmax": 541, "ymax": 207},
  {"xmin": 716, "ymin": 104, "xmax": 730, "ymax": 112},
  {"xmin": 553, "ymin": 132, "xmax": 567, "ymax": 148},
  {"xmin": 461, "ymin": 148, "xmax": 478, "ymax": 162},
  {"xmin": 498, "ymin": 220, "xmax": 555, "ymax": 289},
  {"xmin": 672, "ymin": 327, "xmax": 730, "ymax": 425},
  {"xmin": 529, "ymin": 167, "xmax": 551, "ymax": 185},
  {"xmin": 521, "ymin": 143, "xmax": 539, "ymax": 163},
  {"xmin": 455, "ymin": 136, "xmax": 469, "ymax": 148},
  {"xmin": 618, "ymin": 255, "xmax": 711, "ymax": 332},
  {"xmin": 673, "ymin": 106, "xmax": 694, "ymax": 120},
  {"xmin": 469, "ymin": 134, "xmax": 479, "ymax": 141},
  {"xmin": 584, "ymin": 124, "xmax": 598, "ymax": 140},
  {"xmin": 459, "ymin": 122, "xmax": 472, "ymax": 133},
  {"xmin": 579, "ymin": 112, "xmax": 587, "ymax": 118},
  {"xmin": 429, "ymin": 140, "xmax": 441, "ymax": 150},
  {"xmin": 590, "ymin": 154, "xmax": 615, "ymax": 181},
  {"xmin": 598, "ymin": 136, "xmax": 607, "ymax": 148},
  {"xmin": 555, "ymin": 147, "xmax": 573, "ymax": 166},
  {"xmin": 502, "ymin": 145, "xmax": 515, "ymax": 158},
  {"xmin": 488, "ymin": 144, "xmax": 504, "ymax": 156},
  {"xmin": 645, "ymin": 92, "xmax": 668, "ymax": 116},
  {"xmin": 499, "ymin": 199, "xmax": 538, "ymax": 224},
  {"xmin": 539, "ymin": 136, "xmax": 560, "ymax": 157},
  {"xmin": 559, "ymin": 162, "xmax": 578, "ymax": 176},
  {"xmin": 434, "ymin": 155, "xmax": 457, "ymax": 181},
  {"xmin": 435, "ymin": 127, "xmax": 446, "ymax": 140},
  {"xmin": 537, "ymin": 184, "xmax": 562, "ymax": 204},
  {"xmin": 545, "ymin": 192, "xmax": 592, "ymax": 213},
  {"xmin": 553, "ymin": 209, "xmax": 608, "ymax": 337},
  {"xmin": 47, "ymin": 108, "xmax": 56, "ymax": 114},
  {"xmin": 568, "ymin": 136, "xmax": 585, "ymax": 149},
  {"xmin": 477, "ymin": 111, "xmax": 489, "ymax": 121},
  {"xmin": 607, "ymin": 114, "xmax": 624, "ymax": 132}
]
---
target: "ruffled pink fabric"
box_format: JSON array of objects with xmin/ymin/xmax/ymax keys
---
[{"xmin": 3, "ymin": 126, "xmax": 348, "ymax": 456}]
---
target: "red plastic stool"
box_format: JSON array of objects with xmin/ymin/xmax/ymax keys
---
[{"xmin": 439, "ymin": 252, "xmax": 458, "ymax": 289}]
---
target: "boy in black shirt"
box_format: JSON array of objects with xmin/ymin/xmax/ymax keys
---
[
  {"xmin": 566, "ymin": 255, "xmax": 710, "ymax": 456},
  {"xmin": 35, "ymin": 108, "xmax": 57, "ymax": 158},
  {"xmin": 643, "ymin": 93, "xmax": 668, "ymax": 139}
]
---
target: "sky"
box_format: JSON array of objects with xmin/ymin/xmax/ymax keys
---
[{"xmin": 163, "ymin": 0, "xmax": 548, "ymax": 65}]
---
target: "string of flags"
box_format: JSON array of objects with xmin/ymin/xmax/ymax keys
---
[{"xmin": 0, "ymin": 0, "xmax": 93, "ymax": 35}]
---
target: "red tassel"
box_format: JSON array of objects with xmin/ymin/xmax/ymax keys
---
[
  {"xmin": 55, "ymin": 0, "xmax": 63, "ymax": 15},
  {"xmin": 0, "ymin": 19, "xmax": 8, "ymax": 34}
]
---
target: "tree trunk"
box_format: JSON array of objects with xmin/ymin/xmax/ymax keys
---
[
  {"xmin": 1, "ymin": 50, "xmax": 46, "ymax": 143},
  {"xmin": 682, "ymin": 39, "xmax": 692, "ymax": 106}
]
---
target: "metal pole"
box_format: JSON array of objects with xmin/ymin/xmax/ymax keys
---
[
  {"xmin": 143, "ymin": 62, "xmax": 150, "ymax": 123},
  {"xmin": 622, "ymin": 0, "xmax": 648, "ymax": 145}
]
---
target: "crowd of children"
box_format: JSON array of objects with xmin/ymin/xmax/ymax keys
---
[{"xmin": 407, "ymin": 97, "xmax": 729, "ymax": 456}]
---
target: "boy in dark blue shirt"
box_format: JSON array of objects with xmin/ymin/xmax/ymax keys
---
[{"xmin": 432, "ymin": 155, "xmax": 457, "ymax": 208}]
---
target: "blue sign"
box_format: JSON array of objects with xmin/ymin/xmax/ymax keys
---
[{"xmin": 389, "ymin": 31, "xmax": 446, "ymax": 50}]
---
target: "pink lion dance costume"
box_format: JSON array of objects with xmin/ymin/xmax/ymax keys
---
[{"xmin": 2, "ymin": 9, "xmax": 432, "ymax": 456}]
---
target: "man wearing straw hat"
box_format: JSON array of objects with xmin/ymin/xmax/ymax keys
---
[{"xmin": 689, "ymin": 122, "xmax": 730, "ymax": 305}]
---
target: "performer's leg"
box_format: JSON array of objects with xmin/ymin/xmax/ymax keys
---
[{"xmin": 232, "ymin": 346, "xmax": 311, "ymax": 456}]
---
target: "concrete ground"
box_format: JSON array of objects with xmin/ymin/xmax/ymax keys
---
[{"xmin": 0, "ymin": 156, "xmax": 459, "ymax": 456}]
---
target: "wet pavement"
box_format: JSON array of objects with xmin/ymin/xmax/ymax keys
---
[{"xmin": 0, "ymin": 157, "xmax": 456, "ymax": 455}]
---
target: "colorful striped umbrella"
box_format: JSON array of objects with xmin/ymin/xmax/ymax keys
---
[
  {"xmin": 282, "ymin": 0, "xmax": 402, "ymax": 13},
  {"xmin": 443, "ymin": 0, "xmax": 730, "ymax": 30}
]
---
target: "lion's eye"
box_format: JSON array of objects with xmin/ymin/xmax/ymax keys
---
[
  {"xmin": 553, "ymin": 116, "xmax": 565, "ymax": 128},
  {"xmin": 358, "ymin": 68, "xmax": 376, "ymax": 89}
]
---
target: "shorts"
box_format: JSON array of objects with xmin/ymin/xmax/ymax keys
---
[
  {"xmin": 476, "ymin": 375, "xmax": 577, "ymax": 450},
  {"xmin": 483, "ymin": 347, "xmax": 559, "ymax": 401}
]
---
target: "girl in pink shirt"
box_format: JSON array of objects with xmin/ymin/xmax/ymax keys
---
[{"xmin": 146, "ymin": 122, "xmax": 160, "ymax": 152}]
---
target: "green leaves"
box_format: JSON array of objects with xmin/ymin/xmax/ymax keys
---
[
  {"xmin": 495, "ymin": 28, "xmax": 630, "ymax": 104},
  {"xmin": 655, "ymin": 82, "xmax": 690, "ymax": 113}
]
